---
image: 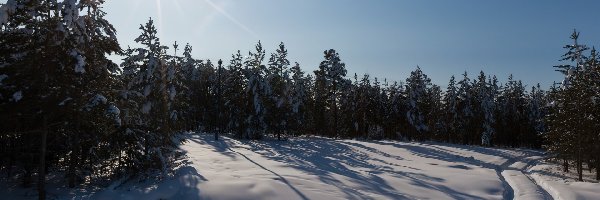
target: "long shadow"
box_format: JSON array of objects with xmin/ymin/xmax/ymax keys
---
[
  {"xmin": 370, "ymin": 141, "xmax": 553, "ymax": 200},
  {"xmin": 184, "ymin": 133, "xmax": 310, "ymax": 200},
  {"xmin": 186, "ymin": 133, "xmax": 529, "ymax": 199},
  {"xmin": 370, "ymin": 141, "xmax": 516, "ymax": 198},
  {"xmin": 227, "ymin": 146, "xmax": 310, "ymax": 200},
  {"xmin": 241, "ymin": 137, "xmax": 491, "ymax": 199},
  {"xmin": 185, "ymin": 133, "xmax": 237, "ymax": 159},
  {"xmin": 244, "ymin": 138, "xmax": 397, "ymax": 199}
]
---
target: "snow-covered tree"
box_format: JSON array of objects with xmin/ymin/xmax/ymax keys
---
[
  {"xmin": 288, "ymin": 62, "xmax": 309, "ymax": 135},
  {"xmin": 177, "ymin": 43, "xmax": 199, "ymax": 129},
  {"xmin": 317, "ymin": 49, "xmax": 348, "ymax": 138},
  {"xmin": 267, "ymin": 42, "xmax": 291, "ymax": 140},
  {"xmin": 223, "ymin": 50, "xmax": 247, "ymax": 138},
  {"xmin": 546, "ymin": 30, "xmax": 600, "ymax": 181},
  {"xmin": 456, "ymin": 72, "xmax": 473, "ymax": 144},
  {"xmin": 476, "ymin": 72, "xmax": 495, "ymax": 146},
  {"xmin": 405, "ymin": 66, "xmax": 431, "ymax": 140},
  {"xmin": 387, "ymin": 81, "xmax": 406, "ymax": 140},
  {"xmin": 243, "ymin": 41, "xmax": 270, "ymax": 139},
  {"xmin": 443, "ymin": 76, "xmax": 459, "ymax": 142},
  {"xmin": 0, "ymin": 0, "xmax": 122, "ymax": 196},
  {"xmin": 119, "ymin": 18, "xmax": 182, "ymax": 174}
]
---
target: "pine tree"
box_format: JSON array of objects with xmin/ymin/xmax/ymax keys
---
[
  {"xmin": 178, "ymin": 43, "xmax": 199, "ymax": 130},
  {"xmin": 443, "ymin": 76, "xmax": 459, "ymax": 142},
  {"xmin": 527, "ymin": 83, "xmax": 546, "ymax": 148},
  {"xmin": 546, "ymin": 30, "xmax": 595, "ymax": 181},
  {"xmin": 387, "ymin": 81, "xmax": 406, "ymax": 140},
  {"xmin": 312, "ymin": 63, "xmax": 328, "ymax": 136},
  {"xmin": 222, "ymin": 51, "xmax": 246, "ymax": 138},
  {"xmin": 267, "ymin": 42, "xmax": 291, "ymax": 140},
  {"xmin": 476, "ymin": 72, "xmax": 495, "ymax": 146},
  {"xmin": 357, "ymin": 74, "xmax": 371, "ymax": 138},
  {"xmin": 243, "ymin": 41, "xmax": 270, "ymax": 139},
  {"xmin": 405, "ymin": 66, "xmax": 432, "ymax": 140},
  {"xmin": 427, "ymin": 84, "xmax": 445, "ymax": 141},
  {"xmin": 318, "ymin": 49, "xmax": 347, "ymax": 138},
  {"xmin": 456, "ymin": 72, "xmax": 473, "ymax": 144},
  {"xmin": 120, "ymin": 18, "xmax": 182, "ymax": 174},
  {"xmin": 0, "ymin": 0, "xmax": 121, "ymax": 196},
  {"xmin": 289, "ymin": 62, "xmax": 308, "ymax": 136}
]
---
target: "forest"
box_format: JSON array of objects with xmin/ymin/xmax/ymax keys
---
[{"xmin": 0, "ymin": 1, "xmax": 598, "ymax": 199}]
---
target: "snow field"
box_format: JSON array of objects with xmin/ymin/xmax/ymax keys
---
[{"xmin": 4, "ymin": 132, "xmax": 600, "ymax": 200}]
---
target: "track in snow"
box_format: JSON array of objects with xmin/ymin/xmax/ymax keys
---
[{"xmin": 499, "ymin": 155, "xmax": 553, "ymax": 200}]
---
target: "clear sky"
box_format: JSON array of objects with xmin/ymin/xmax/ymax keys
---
[{"xmin": 40, "ymin": 1, "xmax": 600, "ymax": 88}]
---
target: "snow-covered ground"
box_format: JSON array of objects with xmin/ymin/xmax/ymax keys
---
[{"xmin": 2, "ymin": 132, "xmax": 598, "ymax": 200}]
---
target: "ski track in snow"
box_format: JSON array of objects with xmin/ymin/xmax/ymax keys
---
[{"xmin": 499, "ymin": 154, "xmax": 553, "ymax": 200}]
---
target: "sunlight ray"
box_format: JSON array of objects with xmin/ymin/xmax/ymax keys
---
[
  {"xmin": 172, "ymin": 0, "xmax": 184, "ymax": 16},
  {"xmin": 127, "ymin": 0, "xmax": 143, "ymax": 20},
  {"xmin": 203, "ymin": 0, "xmax": 258, "ymax": 38},
  {"xmin": 155, "ymin": 0, "xmax": 163, "ymax": 37}
]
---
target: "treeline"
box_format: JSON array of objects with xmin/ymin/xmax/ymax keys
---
[
  {"xmin": 170, "ymin": 39, "xmax": 547, "ymax": 148},
  {"xmin": 546, "ymin": 31, "xmax": 600, "ymax": 181}
]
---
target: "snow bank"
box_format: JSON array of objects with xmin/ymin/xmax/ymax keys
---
[
  {"xmin": 502, "ymin": 170, "xmax": 546, "ymax": 200},
  {"xmin": 528, "ymin": 161, "xmax": 600, "ymax": 200}
]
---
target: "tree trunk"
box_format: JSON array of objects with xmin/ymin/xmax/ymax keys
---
[
  {"xmin": 563, "ymin": 158, "xmax": 569, "ymax": 172},
  {"xmin": 23, "ymin": 168, "xmax": 31, "ymax": 188},
  {"xmin": 596, "ymin": 154, "xmax": 600, "ymax": 181},
  {"xmin": 577, "ymin": 150, "xmax": 583, "ymax": 181},
  {"xmin": 68, "ymin": 150, "xmax": 76, "ymax": 188},
  {"xmin": 38, "ymin": 116, "xmax": 48, "ymax": 200}
]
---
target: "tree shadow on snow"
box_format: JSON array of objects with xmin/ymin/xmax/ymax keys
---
[
  {"xmin": 185, "ymin": 133, "xmax": 542, "ymax": 200},
  {"xmin": 240, "ymin": 137, "xmax": 494, "ymax": 200},
  {"xmin": 243, "ymin": 137, "xmax": 417, "ymax": 199},
  {"xmin": 184, "ymin": 133, "xmax": 238, "ymax": 159}
]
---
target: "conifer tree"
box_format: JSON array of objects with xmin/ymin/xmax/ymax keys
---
[
  {"xmin": 444, "ymin": 76, "xmax": 459, "ymax": 142},
  {"xmin": 267, "ymin": 42, "xmax": 291, "ymax": 140},
  {"xmin": 318, "ymin": 49, "xmax": 347, "ymax": 138},
  {"xmin": 244, "ymin": 41, "xmax": 270, "ymax": 139},
  {"xmin": 223, "ymin": 50, "xmax": 246, "ymax": 138},
  {"xmin": 120, "ymin": 18, "xmax": 182, "ymax": 173},
  {"xmin": 289, "ymin": 62, "xmax": 308, "ymax": 136},
  {"xmin": 456, "ymin": 72, "xmax": 473, "ymax": 144},
  {"xmin": 405, "ymin": 67, "xmax": 432, "ymax": 140},
  {"xmin": 0, "ymin": 0, "xmax": 121, "ymax": 196}
]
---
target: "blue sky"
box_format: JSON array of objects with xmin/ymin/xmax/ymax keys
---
[{"xmin": 105, "ymin": 0, "xmax": 598, "ymax": 88}]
